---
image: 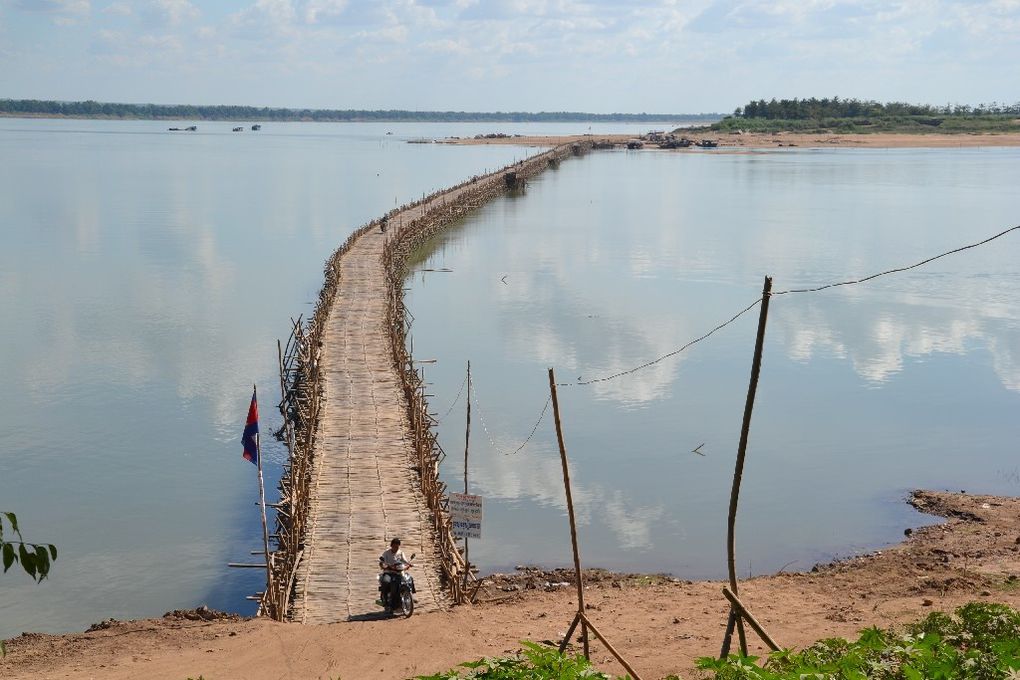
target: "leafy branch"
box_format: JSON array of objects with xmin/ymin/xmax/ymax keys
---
[
  {"xmin": 1, "ymin": 512, "xmax": 58, "ymax": 656},
  {"xmin": 1, "ymin": 512, "xmax": 57, "ymax": 582}
]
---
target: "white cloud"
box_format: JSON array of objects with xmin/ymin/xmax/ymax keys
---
[
  {"xmin": 137, "ymin": 32, "xmax": 182, "ymax": 49},
  {"xmin": 229, "ymin": 0, "xmax": 296, "ymax": 39},
  {"xmin": 303, "ymin": 0, "xmax": 347, "ymax": 24},
  {"xmin": 12, "ymin": 0, "xmax": 90, "ymax": 22},
  {"xmin": 143, "ymin": 0, "xmax": 198, "ymax": 26},
  {"xmin": 420, "ymin": 37, "xmax": 470, "ymax": 54},
  {"xmin": 102, "ymin": 1, "xmax": 131, "ymax": 15},
  {"xmin": 13, "ymin": 0, "xmax": 89, "ymax": 13}
]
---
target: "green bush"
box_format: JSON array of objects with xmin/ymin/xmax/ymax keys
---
[
  {"xmin": 696, "ymin": 603, "xmax": 1020, "ymax": 680},
  {"xmin": 417, "ymin": 603, "xmax": 1020, "ymax": 679},
  {"xmin": 414, "ymin": 641, "xmax": 619, "ymax": 679}
]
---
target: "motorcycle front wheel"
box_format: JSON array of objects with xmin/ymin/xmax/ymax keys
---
[{"xmin": 399, "ymin": 585, "xmax": 414, "ymax": 617}]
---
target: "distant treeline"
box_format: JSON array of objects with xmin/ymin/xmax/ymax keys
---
[
  {"xmin": 710, "ymin": 97, "xmax": 1020, "ymax": 133},
  {"xmin": 0, "ymin": 99, "xmax": 718, "ymax": 123},
  {"xmin": 733, "ymin": 97, "xmax": 1020, "ymax": 119}
]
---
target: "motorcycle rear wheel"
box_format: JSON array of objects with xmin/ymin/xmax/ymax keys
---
[{"xmin": 399, "ymin": 585, "xmax": 414, "ymax": 617}]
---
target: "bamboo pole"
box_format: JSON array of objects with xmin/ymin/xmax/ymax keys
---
[
  {"xmin": 559, "ymin": 611, "xmax": 582, "ymax": 654},
  {"xmin": 277, "ymin": 339, "xmax": 286, "ymax": 408},
  {"xmin": 463, "ymin": 360, "xmax": 471, "ymax": 593},
  {"xmin": 722, "ymin": 276, "xmax": 773, "ymax": 658},
  {"xmin": 722, "ymin": 587, "xmax": 781, "ymax": 652},
  {"xmin": 548, "ymin": 367, "xmax": 588, "ymax": 659},
  {"xmin": 254, "ymin": 384, "xmax": 274, "ymax": 618},
  {"xmin": 580, "ymin": 614, "xmax": 644, "ymax": 680}
]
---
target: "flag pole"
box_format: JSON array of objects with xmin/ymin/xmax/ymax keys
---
[{"xmin": 254, "ymin": 383, "xmax": 274, "ymax": 614}]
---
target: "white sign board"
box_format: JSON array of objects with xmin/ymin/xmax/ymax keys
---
[{"xmin": 449, "ymin": 492, "xmax": 483, "ymax": 539}]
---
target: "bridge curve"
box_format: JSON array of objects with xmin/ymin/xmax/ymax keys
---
[{"xmin": 275, "ymin": 142, "xmax": 583, "ymax": 622}]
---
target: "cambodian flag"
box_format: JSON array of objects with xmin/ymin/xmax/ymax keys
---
[{"xmin": 242, "ymin": 388, "xmax": 259, "ymax": 466}]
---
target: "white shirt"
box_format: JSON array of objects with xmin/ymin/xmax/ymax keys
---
[{"xmin": 379, "ymin": 548, "xmax": 407, "ymax": 570}]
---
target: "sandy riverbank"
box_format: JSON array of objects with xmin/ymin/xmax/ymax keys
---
[
  {"xmin": 449, "ymin": 131, "xmax": 1020, "ymax": 149},
  {"xmin": 3, "ymin": 490, "xmax": 1020, "ymax": 680}
]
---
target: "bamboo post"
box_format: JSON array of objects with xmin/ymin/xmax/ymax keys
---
[
  {"xmin": 722, "ymin": 587, "xmax": 781, "ymax": 652},
  {"xmin": 277, "ymin": 339, "xmax": 286, "ymax": 406},
  {"xmin": 548, "ymin": 367, "xmax": 588, "ymax": 659},
  {"xmin": 463, "ymin": 360, "xmax": 471, "ymax": 593},
  {"xmin": 721, "ymin": 276, "xmax": 773, "ymax": 658},
  {"xmin": 253, "ymin": 384, "xmax": 275, "ymax": 619},
  {"xmin": 580, "ymin": 614, "xmax": 644, "ymax": 680}
]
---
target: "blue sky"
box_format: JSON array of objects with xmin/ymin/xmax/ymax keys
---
[{"xmin": 1, "ymin": 0, "xmax": 1017, "ymax": 113}]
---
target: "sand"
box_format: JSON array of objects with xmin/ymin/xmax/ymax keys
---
[{"xmin": 3, "ymin": 490, "xmax": 1020, "ymax": 680}]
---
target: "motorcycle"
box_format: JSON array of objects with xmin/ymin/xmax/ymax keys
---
[{"xmin": 377, "ymin": 552, "xmax": 416, "ymax": 617}]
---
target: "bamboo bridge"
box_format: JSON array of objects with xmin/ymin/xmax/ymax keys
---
[{"xmin": 265, "ymin": 141, "xmax": 587, "ymax": 622}]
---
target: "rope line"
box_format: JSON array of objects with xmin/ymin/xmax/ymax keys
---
[
  {"xmin": 558, "ymin": 223, "xmax": 1019, "ymax": 387},
  {"xmin": 558, "ymin": 298, "xmax": 763, "ymax": 386},
  {"xmin": 437, "ymin": 372, "xmax": 468, "ymax": 421},
  {"xmin": 471, "ymin": 390, "xmax": 551, "ymax": 456},
  {"xmin": 772, "ymin": 225, "xmax": 1020, "ymax": 296}
]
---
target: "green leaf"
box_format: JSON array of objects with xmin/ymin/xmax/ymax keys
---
[
  {"xmin": 903, "ymin": 664, "xmax": 923, "ymax": 680},
  {"xmin": 2, "ymin": 542, "xmax": 15, "ymax": 572},
  {"xmin": 48, "ymin": 544, "xmax": 57, "ymax": 561},
  {"xmin": 18, "ymin": 543, "xmax": 36, "ymax": 579},
  {"xmin": 3, "ymin": 512, "xmax": 20, "ymax": 537},
  {"xmin": 34, "ymin": 545, "xmax": 50, "ymax": 581}
]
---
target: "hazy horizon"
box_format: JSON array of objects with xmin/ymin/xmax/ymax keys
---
[
  {"xmin": 0, "ymin": 97, "xmax": 721, "ymax": 116},
  {"xmin": 1, "ymin": 1, "xmax": 1017, "ymax": 114}
]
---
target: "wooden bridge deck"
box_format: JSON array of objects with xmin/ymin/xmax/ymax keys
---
[{"xmin": 291, "ymin": 173, "xmax": 513, "ymax": 623}]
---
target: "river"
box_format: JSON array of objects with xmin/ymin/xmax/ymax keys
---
[{"xmin": 1, "ymin": 119, "xmax": 1018, "ymax": 636}]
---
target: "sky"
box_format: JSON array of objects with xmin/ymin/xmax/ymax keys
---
[{"xmin": 0, "ymin": 0, "xmax": 1018, "ymax": 113}]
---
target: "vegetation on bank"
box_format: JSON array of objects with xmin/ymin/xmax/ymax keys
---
[
  {"xmin": 0, "ymin": 99, "xmax": 718, "ymax": 124},
  {"xmin": 417, "ymin": 602, "xmax": 1020, "ymax": 679},
  {"xmin": 706, "ymin": 97, "xmax": 1020, "ymax": 134},
  {"xmin": 1, "ymin": 511, "xmax": 57, "ymax": 656}
]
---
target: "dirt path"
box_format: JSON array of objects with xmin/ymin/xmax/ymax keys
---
[{"xmin": 5, "ymin": 491, "xmax": 1019, "ymax": 680}]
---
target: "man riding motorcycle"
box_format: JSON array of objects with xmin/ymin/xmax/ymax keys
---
[{"xmin": 378, "ymin": 537, "xmax": 411, "ymax": 613}]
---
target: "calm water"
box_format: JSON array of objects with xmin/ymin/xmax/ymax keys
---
[
  {"xmin": 408, "ymin": 147, "xmax": 1020, "ymax": 578},
  {"xmin": 1, "ymin": 121, "xmax": 1017, "ymax": 638}
]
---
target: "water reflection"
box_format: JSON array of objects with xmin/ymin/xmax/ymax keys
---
[{"xmin": 409, "ymin": 147, "xmax": 1020, "ymax": 578}]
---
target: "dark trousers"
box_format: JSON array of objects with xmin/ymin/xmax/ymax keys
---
[{"xmin": 381, "ymin": 572, "xmax": 397, "ymax": 606}]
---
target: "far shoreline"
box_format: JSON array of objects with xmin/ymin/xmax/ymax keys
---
[{"xmin": 447, "ymin": 130, "xmax": 1020, "ymax": 149}]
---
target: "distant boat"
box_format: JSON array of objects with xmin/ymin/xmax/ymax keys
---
[
  {"xmin": 185, "ymin": 126, "xmax": 197, "ymax": 132},
  {"xmin": 386, "ymin": 131, "xmax": 393, "ymax": 135},
  {"xmin": 168, "ymin": 127, "xmax": 181, "ymax": 131},
  {"xmin": 232, "ymin": 127, "xmax": 244, "ymax": 132},
  {"xmin": 251, "ymin": 124, "xmax": 261, "ymax": 131},
  {"xmin": 696, "ymin": 139, "xmax": 718, "ymax": 148}
]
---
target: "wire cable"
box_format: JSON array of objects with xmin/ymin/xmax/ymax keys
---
[
  {"xmin": 471, "ymin": 391, "xmax": 551, "ymax": 456},
  {"xmin": 556, "ymin": 223, "xmax": 1020, "ymax": 387},
  {"xmin": 437, "ymin": 372, "xmax": 468, "ymax": 422},
  {"xmin": 772, "ymin": 224, "xmax": 1020, "ymax": 296},
  {"xmin": 558, "ymin": 298, "xmax": 763, "ymax": 386}
]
